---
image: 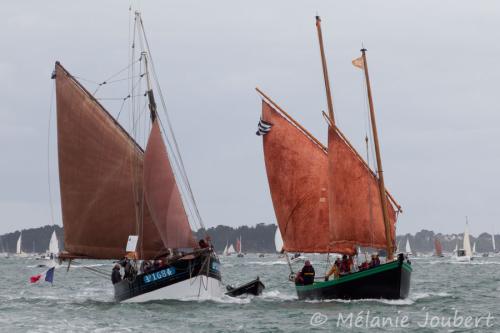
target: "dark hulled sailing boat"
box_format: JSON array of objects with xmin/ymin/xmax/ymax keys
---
[
  {"xmin": 256, "ymin": 16, "xmax": 411, "ymax": 300},
  {"xmin": 54, "ymin": 13, "xmax": 223, "ymax": 302}
]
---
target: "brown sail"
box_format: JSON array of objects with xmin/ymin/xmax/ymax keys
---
[
  {"xmin": 261, "ymin": 100, "xmax": 332, "ymax": 253},
  {"xmin": 434, "ymin": 238, "xmax": 443, "ymax": 256},
  {"xmin": 143, "ymin": 120, "xmax": 195, "ymax": 249},
  {"xmin": 55, "ymin": 62, "xmax": 165, "ymax": 259},
  {"xmin": 327, "ymin": 126, "xmax": 397, "ymax": 253}
]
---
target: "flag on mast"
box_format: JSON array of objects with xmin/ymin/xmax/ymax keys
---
[{"xmin": 352, "ymin": 56, "xmax": 364, "ymax": 69}]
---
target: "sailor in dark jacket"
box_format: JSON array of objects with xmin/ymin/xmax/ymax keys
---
[
  {"xmin": 111, "ymin": 264, "xmax": 122, "ymax": 284},
  {"xmin": 295, "ymin": 260, "xmax": 315, "ymax": 285}
]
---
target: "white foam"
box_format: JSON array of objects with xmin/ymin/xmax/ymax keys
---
[{"xmin": 246, "ymin": 261, "xmax": 287, "ymax": 266}]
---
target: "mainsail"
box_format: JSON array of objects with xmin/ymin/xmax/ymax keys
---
[
  {"xmin": 328, "ymin": 126, "xmax": 397, "ymax": 253},
  {"xmin": 55, "ymin": 62, "xmax": 165, "ymax": 259},
  {"xmin": 261, "ymin": 100, "xmax": 331, "ymax": 253},
  {"xmin": 143, "ymin": 120, "xmax": 195, "ymax": 249},
  {"xmin": 260, "ymin": 98, "xmax": 398, "ymax": 255}
]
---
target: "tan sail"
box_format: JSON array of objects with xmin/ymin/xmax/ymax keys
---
[
  {"xmin": 261, "ymin": 100, "xmax": 332, "ymax": 253},
  {"xmin": 143, "ymin": 120, "xmax": 196, "ymax": 249},
  {"xmin": 328, "ymin": 126, "xmax": 397, "ymax": 253},
  {"xmin": 55, "ymin": 62, "xmax": 165, "ymax": 259}
]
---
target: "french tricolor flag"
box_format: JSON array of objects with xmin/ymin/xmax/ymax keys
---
[{"xmin": 30, "ymin": 267, "xmax": 55, "ymax": 284}]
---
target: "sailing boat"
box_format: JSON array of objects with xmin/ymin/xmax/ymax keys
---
[
  {"xmin": 256, "ymin": 16, "xmax": 411, "ymax": 300},
  {"xmin": 472, "ymin": 241, "xmax": 476, "ymax": 256},
  {"xmin": 274, "ymin": 227, "xmax": 284, "ymax": 254},
  {"xmin": 41, "ymin": 230, "xmax": 59, "ymax": 260},
  {"xmin": 53, "ymin": 12, "xmax": 223, "ymax": 302},
  {"xmin": 236, "ymin": 236, "xmax": 244, "ymax": 257},
  {"xmin": 454, "ymin": 218, "xmax": 472, "ymax": 262},
  {"xmin": 405, "ymin": 238, "xmax": 413, "ymax": 256},
  {"xmin": 227, "ymin": 244, "xmax": 236, "ymax": 255},
  {"xmin": 15, "ymin": 232, "xmax": 27, "ymax": 257},
  {"xmin": 222, "ymin": 243, "xmax": 229, "ymax": 256},
  {"xmin": 434, "ymin": 238, "xmax": 443, "ymax": 257}
]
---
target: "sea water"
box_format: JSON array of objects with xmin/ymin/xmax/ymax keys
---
[{"xmin": 0, "ymin": 254, "xmax": 498, "ymax": 332}]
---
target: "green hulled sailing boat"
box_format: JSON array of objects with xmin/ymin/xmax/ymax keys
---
[{"xmin": 256, "ymin": 16, "xmax": 411, "ymax": 300}]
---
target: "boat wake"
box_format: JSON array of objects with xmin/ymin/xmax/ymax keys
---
[
  {"xmin": 303, "ymin": 291, "xmax": 452, "ymax": 305},
  {"xmin": 246, "ymin": 261, "xmax": 288, "ymax": 266}
]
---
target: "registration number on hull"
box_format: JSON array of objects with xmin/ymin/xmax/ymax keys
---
[{"xmin": 143, "ymin": 267, "xmax": 176, "ymax": 284}]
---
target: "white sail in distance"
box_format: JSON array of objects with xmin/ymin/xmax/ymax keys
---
[
  {"xmin": 16, "ymin": 233, "xmax": 22, "ymax": 254},
  {"xmin": 405, "ymin": 238, "xmax": 412, "ymax": 254},
  {"xmin": 274, "ymin": 227, "xmax": 283, "ymax": 253},
  {"xmin": 463, "ymin": 223, "xmax": 472, "ymax": 257},
  {"xmin": 49, "ymin": 231, "xmax": 59, "ymax": 254}
]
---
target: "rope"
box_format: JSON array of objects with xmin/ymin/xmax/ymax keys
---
[{"xmin": 137, "ymin": 15, "xmax": 206, "ymax": 231}]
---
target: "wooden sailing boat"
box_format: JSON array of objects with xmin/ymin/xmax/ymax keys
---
[
  {"xmin": 54, "ymin": 12, "xmax": 223, "ymax": 302},
  {"xmin": 434, "ymin": 238, "xmax": 444, "ymax": 257},
  {"xmin": 256, "ymin": 16, "xmax": 411, "ymax": 300},
  {"xmin": 236, "ymin": 236, "xmax": 244, "ymax": 257}
]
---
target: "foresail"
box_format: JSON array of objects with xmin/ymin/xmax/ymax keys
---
[
  {"xmin": 55, "ymin": 62, "xmax": 165, "ymax": 260},
  {"xmin": 328, "ymin": 126, "xmax": 397, "ymax": 253},
  {"xmin": 261, "ymin": 100, "xmax": 331, "ymax": 253},
  {"xmin": 143, "ymin": 120, "xmax": 195, "ymax": 249}
]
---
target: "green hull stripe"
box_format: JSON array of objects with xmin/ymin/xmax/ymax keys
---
[{"xmin": 296, "ymin": 261, "xmax": 412, "ymax": 292}]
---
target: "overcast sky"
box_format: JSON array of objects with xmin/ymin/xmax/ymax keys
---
[{"xmin": 1, "ymin": 1, "xmax": 499, "ymax": 236}]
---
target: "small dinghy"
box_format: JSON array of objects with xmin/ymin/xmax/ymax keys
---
[{"xmin": 225, "ymin": 277, "xmax": 265, "ymax": 297}]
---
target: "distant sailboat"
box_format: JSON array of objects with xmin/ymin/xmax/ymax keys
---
[
  {"xmin": 256, "ymin": 16, "xmax": 410, "ymax": 300},
  {"xmin": 274, "ymin": 227, "xmax": 283, "ymax": 253},
  {"xmin": 41, "ymin": 230, "xmax": 60, "ymax": 260},
  {"xmin": 434, "ymin": 238, "xmax": 443, "ymax": 257},
  {"xmin": 472, "ymin": 241, "xmax": 476, "ymax": 255},
  {"xmin": 454, "ymin": 218, "xmax": 472, "ymax": 262},
  {"xmin": 236, "ymin": 236, "xmax": 244, "ymax": 257},
  {"xmin": 405, "ymin": 238, "xmax": 412, "ymax": 256},
  {"xmin": 227, "ymin": 244, "xmax": 236, "ymax": 255},
  {"xmin": 16, "ymin": 233, "xmax": 27, "ymax": 257}
]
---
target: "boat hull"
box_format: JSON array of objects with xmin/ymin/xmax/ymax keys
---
[
  {"xmin": 296, "ymin": 260, "xmax": 411, "ymax": 300},
  {"xmin": 114, "ymin": 252, "xmax": 223, "ymax": 303},
  {"xmin": 225, "ymin": 277, "xmax": 265, "ymax": 297}
]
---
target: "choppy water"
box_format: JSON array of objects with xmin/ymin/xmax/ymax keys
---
[{"xmin": 0, "ymin": 254, "xmax": 499, "ymax": 332}]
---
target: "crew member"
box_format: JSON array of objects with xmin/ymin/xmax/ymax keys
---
[
  {"xmin": 295, "ymin": 260, "xmax": 315, "ymax": 285},
  {"xmin": 111, "ymin": 264, "xmax": 122, "ymax": 284}
]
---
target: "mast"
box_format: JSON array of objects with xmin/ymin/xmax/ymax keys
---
[
  {"xmin": 315, "ymin": 16, "xmax": 335, "ymax": 124},
  {"xmin": 142, "ymin": 51, "xmax": 157, "ymax": 123},
  {"xmin": 360, "ymin": 48, "xmax": 394, "ymax": 260}
]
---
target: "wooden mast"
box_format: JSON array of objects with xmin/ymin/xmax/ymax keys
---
[
  {"xmin": 315, "ymin": 16, "xmax": 335, "ymax": 124},
  {"xmin": 360, "ymin": 48, "xmax": 394, "ymax": 260}
]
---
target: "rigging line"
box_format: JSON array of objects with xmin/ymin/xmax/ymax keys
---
[
  {"xmin": 72, "ymin": 76, "xmax": 100, "ymax": 85},
  {"xmin": 92, "ymin": 58, "xmax": 141, "ymax": 96},
  {"xmin": 138, "ymin": 17, "xmax": 205, "ymax": 230},
  {"xmin": 47, "ymin": 81, "xmax": 56, "ymax": 226}
]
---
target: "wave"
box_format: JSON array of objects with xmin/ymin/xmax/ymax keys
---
[{"xmin": 246, "ymin": 261, "xmax": 288, "ymax": 266}]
